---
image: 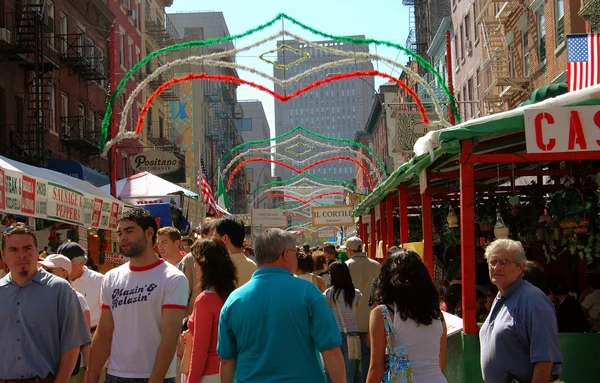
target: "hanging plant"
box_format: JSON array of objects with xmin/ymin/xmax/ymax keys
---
[
  {"xmin": 66, "ymin": 226, "xmax": 79, "ymax": 243},
  {"xmin": 476, "ymin": 201, "xmax": 497, "ymax": 231},
  {"xmin": 548, "ymin": 188, "xmax": 591, "ymax": 231},
  {"xmin": 47, "ymin": 224, "xmax": 64, "ymax": 252},
  {"xmin": 98, "ymin": 229, "xmax": 108, "ymax": 264},
  {"xmin": 1, "ymin": 214, "xmax": 15, "ymax": 227}
]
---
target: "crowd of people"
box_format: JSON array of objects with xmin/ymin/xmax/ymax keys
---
[{"xmin": 1, "ymin": 208, "xmax": 599, "ymax": 383}]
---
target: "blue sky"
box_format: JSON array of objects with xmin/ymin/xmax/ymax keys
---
[{"xmin": 167, "ymin": 0, "xmax": 410, "ymax": 137}]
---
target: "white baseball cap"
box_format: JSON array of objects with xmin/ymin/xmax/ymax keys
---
[{"xmin": 39, "ymin": 254, "xmax": 72, "ymax": 275}]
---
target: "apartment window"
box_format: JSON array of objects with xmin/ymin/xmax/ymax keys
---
[
  {"xmin": 508, "ymin": 43, "xmax": 516, "ymax": 77},
  {"xmin": 454, "ymin": 36, "xmax": 460, "ymax": 67},
  {"xmin": 55, "ymin": 14, "xmax": 66, "ymax": 54},
  {"xmin": 128, "ymin": 37, "xmax": 133, "ymax": 69},
  {"xmin": 60, "ymin": 92, "xmax": 68, "ymax": 133},
  {"xmin": 472, "ymin": 3, "xmax": 479, "ymax": 41},
  {"xmin": 76, "ymin": 26, "xmax": 85, "ymax": 55},
  {"xmin": 158, "ymin": 115, "xmax": 164, "ymax": 138},
  {"xmin": 467, "ymin": 78, "xmax": 474, "ymax": 119},
  {"xmin": 464, "ymin": 13, "xmax": 471, "ymax": 44},
  {"xmin": 522, "ymin": 30, "xmax": 530, "ymax": 77},
  {"xmin": 45, "ymin": 1, "xmax": 55, "ymax": 50},
  {"xmin": 135, "ymin": 46, "xmax": 141, "ymax": 67},
  {"xmin": 47, "ymin": 84, "xmax": 55, "ymax": 133},
  {"xmin": 536, "ymin": 11, "xmax": 547, "ymax": 63},
  {"xmin": 147, "ymin": 108, "xmax": 153, "ymax": 134},
  {"xmin": 119, "ymin": 31, "xmax": 125, "ymax": 67},
  {"xmin": 555, "ymin": 0, "xmax": 565, "ymax": 46}
]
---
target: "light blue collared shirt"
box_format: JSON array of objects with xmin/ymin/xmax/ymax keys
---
[{"xmin": 0, "ymin": 269, "xmax": 91, "ymax": 379}]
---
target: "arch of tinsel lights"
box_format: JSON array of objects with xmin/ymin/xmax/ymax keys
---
[
  {"xmin": 98, "ymin": 13, "xmax": 461, "ymax": 220},
  {"xmin": 248, "ymin": 178, "xmax": 355, "ymax": 207},
  {"xmin": 100, "ymin": 13, "xmax": 460, "ymax": 154}
]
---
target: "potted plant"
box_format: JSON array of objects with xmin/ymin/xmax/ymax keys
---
[
  {"xmin": 476, "ymin": 202, "xmax": 497, "ymax": 232},
  {"xmin": 548, "ymin": 188, "xmax": 591, "ymax": 233}
]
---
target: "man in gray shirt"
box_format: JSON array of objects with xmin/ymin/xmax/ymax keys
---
[
  {"xmin": 480, "ymin": 239, "xmax": 562, "ymax": 383},
  {"xmin": 0, "ymin": 224, "xmax": 91, "ymax": 383}
]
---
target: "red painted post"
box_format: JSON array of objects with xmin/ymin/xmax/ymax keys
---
[
  {"xmin": 370, "ymin": 209, "xmax": 377, "ymax": 259},
  {"xmin": 398, "ymin": 183, "xmax": 409, "ymax": 246},
  {"xmin": 386, "ymin": 193, "xmax": 395, "ymax": 252},
  {"xmin": 421, "ymin": 171, "xmax": 434, "ymax": 279},
  {"xmin": 460, "ymin": 139, "xmax": 477, "ymax": 334},
  {"xmin": 358, "ymin": 216, "xmax": 363, "ymax": 242}
]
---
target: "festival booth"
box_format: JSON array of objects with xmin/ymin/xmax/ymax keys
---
[
  {"xmin": 100, "ymin": 171, "xmax": 202, "ymax": 233},
  {"xmin": 0, "ymin": 155, "xmax": 131, "ymax": 273},
  {"xmin": 353, "ymin": 83, "xmax": 600, "ymax": 382}
]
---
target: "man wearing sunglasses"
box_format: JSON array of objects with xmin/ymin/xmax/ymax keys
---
[
  {"xmin": 0, "ymin": 224, "xmax": 91, "ymax": 383},
  {"xmin": 479, "ymin": 239, "xmax": 563, "ymax": 383}
]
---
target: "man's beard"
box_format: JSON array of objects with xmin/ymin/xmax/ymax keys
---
[{"xmin": 122, "ymin": 238, "xmax": 147, "ymax": 258}]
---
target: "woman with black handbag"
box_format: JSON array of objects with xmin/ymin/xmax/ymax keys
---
[{"xmin": 324, "ymin": 261, "xmax": 362, "ymax": 383}]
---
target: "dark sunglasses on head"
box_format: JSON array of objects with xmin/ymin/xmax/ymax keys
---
[{"xmin": 4, "ymin": 224, "xmax": 33, "ymax": 233}]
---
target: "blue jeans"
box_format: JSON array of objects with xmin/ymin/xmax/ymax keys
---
[
  {"xmin": 326, "ymin": 332, "xmax": 359, "ymax": 383},
  {"xmin": 357, "ymin": 332, "xmax": 369, "ymax": 383},
  {"xmin": 105, "ymin": 374, "xmax": 176, "ymax": 383}
]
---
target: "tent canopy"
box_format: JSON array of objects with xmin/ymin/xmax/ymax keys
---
[
  {"xmin": 101, "ymin": 172, "xmax": 199, "ymax": 199},
  {"xmin": 0, "ymin": 155, "xmax": 120, "ymax": 203}
]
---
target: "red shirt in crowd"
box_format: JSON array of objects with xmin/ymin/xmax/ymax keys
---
[{"xmin": 188, "ymin": 291, "xmax": 224, "ymax": 381}]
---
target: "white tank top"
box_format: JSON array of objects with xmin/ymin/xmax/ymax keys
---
[{"xmin": 390, "ymin": 305, "xmax": 447, "ymax": 383}]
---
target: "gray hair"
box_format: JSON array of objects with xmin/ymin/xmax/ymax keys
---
[
  {"xmin": 255, "ymin": 228, "xmax": 296, "ymax": 266},
  {"xmin": 484, "ymin": 239, "xmax": 527, "ymax": 265}
]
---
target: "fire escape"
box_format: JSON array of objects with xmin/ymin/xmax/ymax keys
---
[
  {"xmin": 477, "ymin": 0, "xmax": 532, "ymax": 111},
  {"xmin": 0, "ymin": 0, "xmax": 61, "ymax": 165},
  {"xmin": 204, "ymin": 80, "xmax": 246, "ymax": 212},
  {"xmin": 59, "ymin": 32, "xmax": 107, "ymax": 154},
  {"xmin": 142, "ymin": 7, "xmax": 184, "ymax": 175},
  {"xmin": 579, "ymin": 0, "xmax": 600, "ymax": 32}
]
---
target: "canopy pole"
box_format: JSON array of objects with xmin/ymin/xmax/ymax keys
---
[
  {"xmin": 370, "ymin": 210, "xmax": 376, "ymax": 259},
  {"xmin": 379, "ymin": 200, "xmax": 386, "ymax": 262},
  {"xmin": 109, "ymin": 23, "xmax": 117, "ymax": 198},
  {"xmin": 421, "ymin": 170, "xmax": 434, "ymax": 279},
  {"xmin": 460, "ymin": 139, "xmax": 477, "ymax": 334},
  {"xmin": 398, "ymin": 183, "xmax": 409, "ymax": 246},
  {"xmin": 386, "ymin": 194, "xmax": 395, "ymax": 253},
  {"xmin": 446, "ymin": 30, "xmax": 456, "ymax": 126}
]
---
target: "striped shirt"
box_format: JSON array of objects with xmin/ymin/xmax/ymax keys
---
[{"xmin": 325, "ymin": 288, "xmax": 362, "ymax": 333}]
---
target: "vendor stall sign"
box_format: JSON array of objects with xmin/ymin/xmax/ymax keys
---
[
  {"xmin": 251, "ymin": 209, "xmax": 287, "ymax": 228},
  {"xmin": 130, "ymin": 151, "xmax": 180, "ymax": 175},
  {"xmin": 104, "ymin": 252, "xmax": 129, "ymax": 265},
  {"xmin": 312, "ymin": 205, "xmax": 354, "ymax": 227},
  {"xmin": 109, "ymin": 202, "xmax": 120, "ymax": 229},
  {"xmin": 525, "ymin": 105, "xmax": 600, "ymax": 154},
  {"xmin": 2, "ymin": 171, "xmax": 47, "ymax": 219},
  {"xmin": 122, "ymin": 195, "xmax": 181, "ymax": 207},
  {"xmin": 0, "ymin": 168, "xmax": 5, "ymax": 211},
  {"xmin": 47, "ymin": 183, "xmax": 83, "ymax": 225},
  {"xmin": 318, "ymin": 228, "xmax": 338, "ymax": 238}
]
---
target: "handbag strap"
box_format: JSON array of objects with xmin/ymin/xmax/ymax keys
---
[
  {"xmin": 332, "ymin": 289, "xmax": 349, "ymax": 334},
  {"xmin": 380, "ymin": 304, "xmax": 396, "ymax": 350}
]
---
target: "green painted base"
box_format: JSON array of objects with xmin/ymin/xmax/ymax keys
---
[{"xmin": 444, "ymin": 332, "xmax": 600, "ymax": 382}]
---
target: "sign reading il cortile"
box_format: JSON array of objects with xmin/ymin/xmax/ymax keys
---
[{"xmin": 130, "ymin": 151, "xmax": 180, "ymax": 175}]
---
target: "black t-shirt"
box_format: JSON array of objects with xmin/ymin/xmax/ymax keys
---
[{"xmin": 556, "ymin": 295, "xmax": 590, "ymax": 333}]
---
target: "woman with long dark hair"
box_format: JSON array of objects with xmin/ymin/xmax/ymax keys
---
[
  {"xmin": 324, "ymin": 261, "xmax": 362, "ymax": 383},
  {"xmin": 367, "ymin": 249, "xmax": 447, "ymax": 383},
  {"xmin": 186, "ymin": 239, "xmax": 237, "ymax": 383}
]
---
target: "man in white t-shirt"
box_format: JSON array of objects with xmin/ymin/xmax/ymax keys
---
[
  {"xmin": 57, "ymin": 242, "xmax": 104, "ymax": 331},
  {"xmin": 87, "ymin": 208, "xmax": 188, "ymax": 383}
]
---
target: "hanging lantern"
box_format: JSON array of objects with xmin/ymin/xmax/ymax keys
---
[
  {"xmin": 494, "ymin": 210, "xmax": 509, "ymax": 239},
  {"xmin": 447, "ymin": 205, "xmax": 459, "ymax": 228}
]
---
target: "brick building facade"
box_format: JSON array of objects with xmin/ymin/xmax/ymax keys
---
[{"xmin": 0, "ymin": 0, "xmax": 114, "ymax": 184}]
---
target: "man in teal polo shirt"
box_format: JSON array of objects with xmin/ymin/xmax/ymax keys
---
[{"xmin": 217, "ymin": 228, "xmax": 346, "ymax": 383}]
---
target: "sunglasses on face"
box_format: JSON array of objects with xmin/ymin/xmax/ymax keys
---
[{"xmin": 4, "ymin": 224, "xmax": 33, "ymax": 233}]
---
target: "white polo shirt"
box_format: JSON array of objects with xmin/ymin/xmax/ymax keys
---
[
  {"xmin": 72, "ymin": 267, "xmax": 103, "ymax": 328},
  {"xmin": 100, "ymin": 259, "xmax": 188, "ymax": 378}
]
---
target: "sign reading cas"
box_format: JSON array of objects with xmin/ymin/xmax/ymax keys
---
[
  {"xmin": 525, "ymin": 105, "xmax": 600, "ymax": 154},
  {"xmin": 130, "ymin": 151, "xmax": 180, "ymax": 175},
  {"xmin": 312, "ymin": 205, "xmax": 354, "ymax": 227},
  {"xmin": 251, "ymin": 209, "xmax": 287, "ymax": 228}
]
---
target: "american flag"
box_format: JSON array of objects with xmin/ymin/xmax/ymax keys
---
[
  {"xmin": 567, "ymin": 33, "xmax": 600, "ymax": 92},
  {"xmin": 200, "ymin": 158, "xmax": 211, "ymax": 181},
  {"xmin": 197, "ymin": 167, "xmax": 217, "ymax": 215}
]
